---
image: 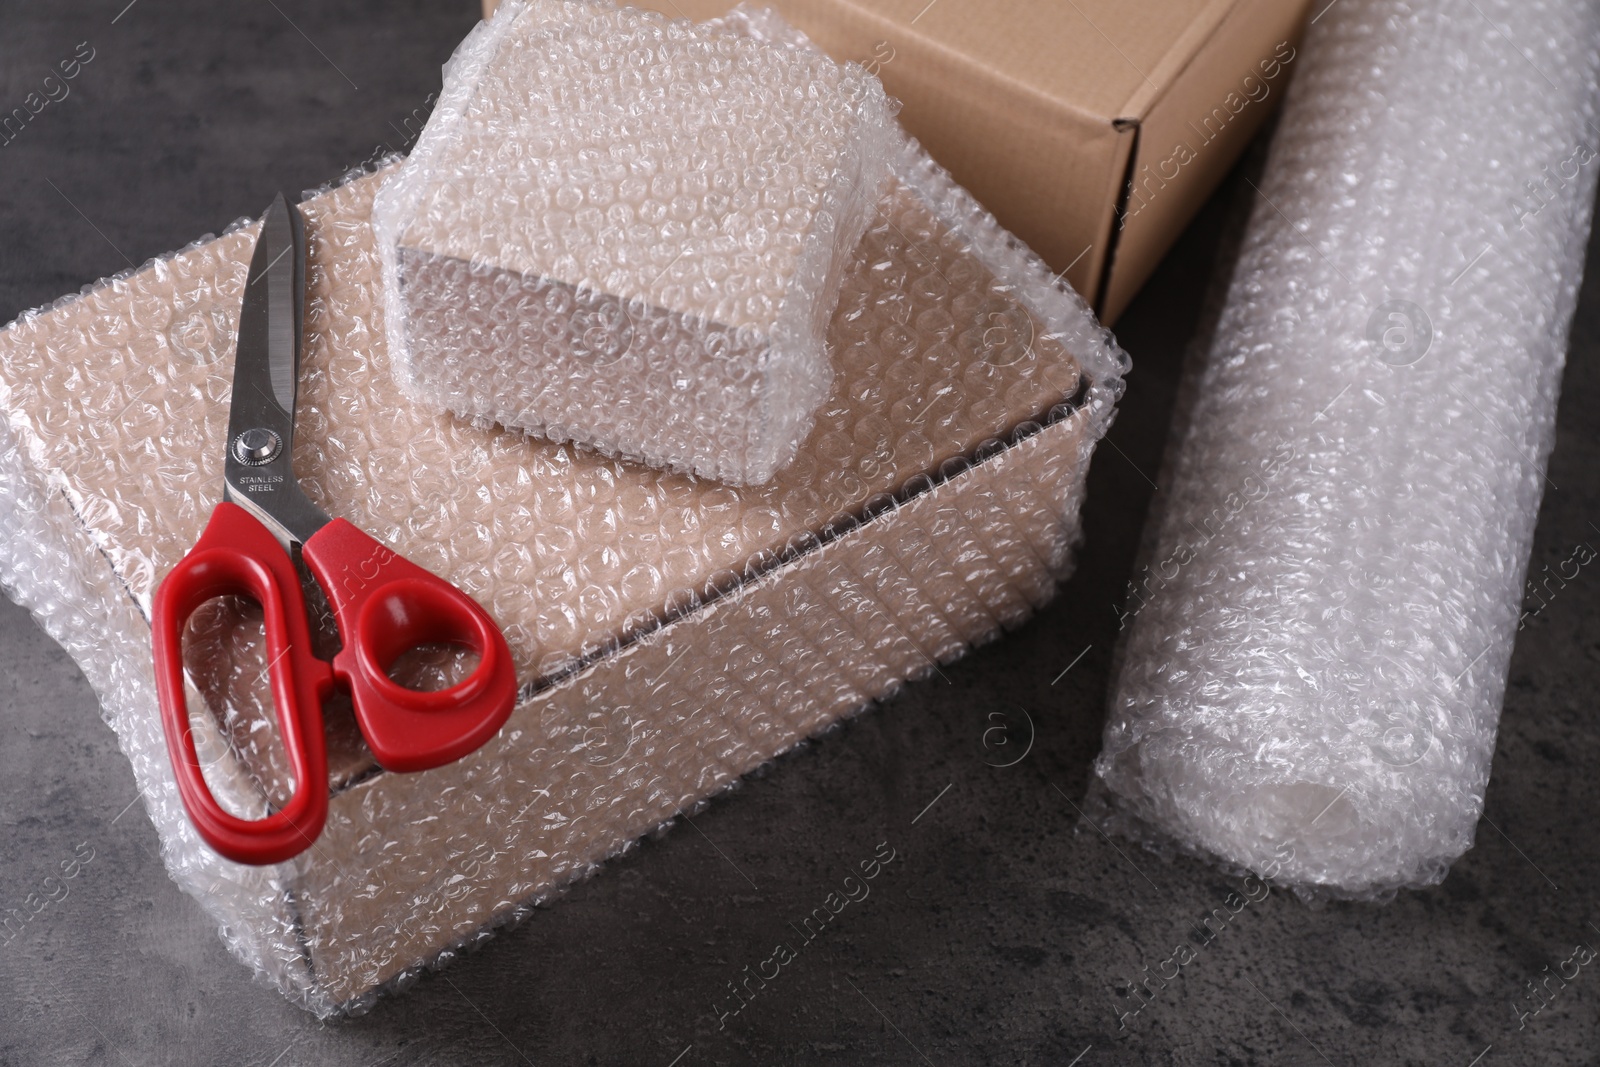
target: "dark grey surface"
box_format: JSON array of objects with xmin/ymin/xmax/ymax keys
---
[{"xmin": 2, "ymin": 3, "xmax": 1598, "ymax": 1065}]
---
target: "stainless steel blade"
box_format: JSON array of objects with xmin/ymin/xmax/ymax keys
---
[{"xmin": 222, "ymin": 193, "xmax": 330, "ymax": 547}]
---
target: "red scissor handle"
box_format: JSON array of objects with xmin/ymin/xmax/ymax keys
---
[
  {"xmin": 302, "ymin": 518, "xmax": 518, "ymax": 774},
  {"xmin": 153, "ymin": 507, "xmax": 518, "ymax": 866},
  {"xmin": 152, "ymin": 502, "xmax": 334, "ymax": 866}
]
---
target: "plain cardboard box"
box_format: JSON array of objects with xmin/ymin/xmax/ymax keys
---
[{"xmin": 485, "ymin": 0, "xmax": 1313, "ymax": 322}]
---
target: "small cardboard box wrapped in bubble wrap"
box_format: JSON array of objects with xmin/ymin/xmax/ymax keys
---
[
  {"xmin": 376, "ymin": 0, "xmax": 898, "ymax": 486},
  {"xmin": 0, "ymin": 7, "xmax": 1125, "ymax": 1012}
]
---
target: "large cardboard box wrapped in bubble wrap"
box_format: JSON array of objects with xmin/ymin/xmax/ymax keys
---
[{"xmin": 0, "ymin": 11, "xmax": 1125, "ymax": 1014}]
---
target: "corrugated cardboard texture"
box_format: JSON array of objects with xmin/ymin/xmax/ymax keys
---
[{"xmin": 531, "ymin": 0, "xmax": 1315, "ymax": 321}]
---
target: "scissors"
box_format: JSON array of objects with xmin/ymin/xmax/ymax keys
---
[{"xmin": 152, "ymin": 193, "xmax": 518, "ymax": 866}]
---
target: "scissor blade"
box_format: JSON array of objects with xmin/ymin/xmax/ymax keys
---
[
  {"xmin": 223, "ymin": 193, "xmax": 330, "ymax": 548},
  {"xmin": 235, "ymin": 193, "xmax": 302, "ymax": 422}
]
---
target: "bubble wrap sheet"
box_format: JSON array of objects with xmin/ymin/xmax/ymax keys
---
[
  {"xmin": 0, "ymin": 8, "xmax": 1125, "ymax": 1013},
  {"xmin": 374, "ymin": 0, "xmax": 894, "ymax": 485},
  {"xmin": 1095, "ymin": 0, "xmax": 1600, "ymax": 897}
]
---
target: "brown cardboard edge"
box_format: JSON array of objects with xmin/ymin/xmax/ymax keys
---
[
  {"xmin": 1100, "ymin": 0, "xmax": 1314, "ymax": 322},
  {"xmin": 1095, "ymin": 119, "xmax": 1142, "ymax": 322},
  {"xmin": 1116, "ymin": 0, "xmax": 1260, "ymax": 119}
]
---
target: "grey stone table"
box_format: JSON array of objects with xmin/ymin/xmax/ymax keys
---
[{"xmin": 2, "ymin": 3, "xmax": 1597, "ymax": 1064}]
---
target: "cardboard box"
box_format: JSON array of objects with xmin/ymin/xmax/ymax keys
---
[
  {"xmin": 384, "ymin": 1, "xmax": 903, "ymax": 485},
  {"xmin": 486, "ymin": 0, "xmax": 1312, "ymax": 321},
  {"xmin": 0, "ymin": 128, "xmax": 1125, "ymax": 1008}
]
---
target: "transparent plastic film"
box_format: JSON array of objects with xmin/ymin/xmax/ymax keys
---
[
  {"xmin": 0, "ymin": 7, "xmax": 1125, "ymax": 1012},
  {"xmin": 373, "ymin": 0, "xmax": 897, "ymax": 485},
  {"xmin": 1094, "ymin": 0, "xmax": 1600, "ymax": 898}
]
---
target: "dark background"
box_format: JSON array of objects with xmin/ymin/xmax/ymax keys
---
[{"xmin": 2, "ymin": 2, "xmax": 1598, "ymax": 1064}]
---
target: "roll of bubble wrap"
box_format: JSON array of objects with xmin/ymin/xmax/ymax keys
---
[
  {"xmin": 1095, "ymin": 0, "xmax": 1600, "ymax": 897},
  {"xmin": 373, "ymin": 0, "xmax": 894, "ymax": 485},
  {"xmin": 0, "ymin": 7, "xmax": 1125, "ymax": 1011}
]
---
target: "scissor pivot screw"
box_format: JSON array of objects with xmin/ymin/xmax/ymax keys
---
[{"xmin": 232, "ymin": 427, "xmax": 282, "ymax": 466}]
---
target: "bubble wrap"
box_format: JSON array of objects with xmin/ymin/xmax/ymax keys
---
[
  {"xmin": 1094, "ymin": 0, "xmax": 1600, "ymax": 897},
  {"xmin": 0, "ymin": 7, "xmax": 1125, "ymax": 1013},
  {"xmin": 373, "ymin": 0, "xmax": 894, "ymax": 486}
]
